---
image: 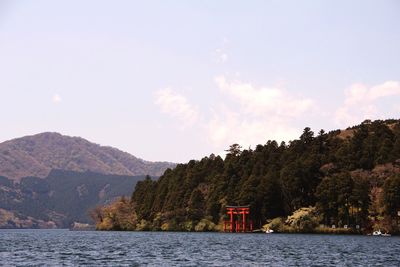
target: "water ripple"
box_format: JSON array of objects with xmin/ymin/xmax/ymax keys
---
[{"xmin": 1, "ymin": 230, "xmax": 400, "ymax": 266}]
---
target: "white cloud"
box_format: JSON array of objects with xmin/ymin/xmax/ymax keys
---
[
  {"xmin": 335, "ymin": 81, "xmax": 400, "ymax": 126},
  {"xmin": 207, "ymin": 107, "xmax": 300, "ymax": 149},
  {"xmin": 369, "ymin": 81, "xmax": 400, "ymax": 99},
  {"xmin": 220, "ymin": 53, "xmax": 228, "ymax": 62},
  {"xmin": 154, "ymin": 76, "xmax": 315, "ymax": 153},
  {"xmin": 215, "ymin": 48, "xmax": 228, "ymax": 63},
  {"xmin": 215, "ymin": 38, "xmax": 230, "ymax": 63},
  {"xmin": 208, "ymin": 76, "xmax": 314, "ymax": 148},
  {"xmin": 52, "ymin": 94, "xmax": 62, "ymax": 104},
  {"xmin": 215, "ymin": 76, "xmax": 313, "ymax": 116},
  {"xmin": 154, "ymin": 88, "xmax": 199, "ymax": 127},
  {"xmin": 154, "ymin": 78, "xmax": 400, "ymax": 159}
]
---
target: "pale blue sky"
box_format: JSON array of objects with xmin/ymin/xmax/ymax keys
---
[{"xmin": 0, "ymin": 0, "xmax": 399, "ymax": 162}]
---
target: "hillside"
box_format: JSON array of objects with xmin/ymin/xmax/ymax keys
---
[
  {"xmin": 94, "ymin": 119, "xmax": 400, "ymax": 234},
  {"xmin": 0, "ymin": 170, "xmax": 146, "ymax": 228},
  {"xmin": 0, "ymin": 132, "xmax": 175, "ymax": 181}
]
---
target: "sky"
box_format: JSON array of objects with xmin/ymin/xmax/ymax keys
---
[{"xmin": 0, "ymin": 0, "xmax": 399, "ymax": 163}]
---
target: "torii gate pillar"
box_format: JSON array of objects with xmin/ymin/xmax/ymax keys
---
[{"xmin": 224, "ymin": 206, "xmax": 251, "ymax": 233}]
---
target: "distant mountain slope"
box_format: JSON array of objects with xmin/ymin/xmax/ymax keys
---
[
  {"xmin": 0, "ymin": 132, "xmax": 175, "ymax": 181},
  {"xmin": 0, "ymin": 170, "xmax": 146, "ymax": 228}
]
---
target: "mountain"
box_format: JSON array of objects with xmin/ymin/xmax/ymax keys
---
[
  {"xmin": 0, "ymin": 132, "xmax": 175, "ymax": 181},
  {"xmin": 95, "ymin": 119, "xmax": 400, "ymax": 234},
  {"xmin": 0, "ymin": 132, "xmax": 176, "ymax": 228},
  {"xmin": 0, "ymin": 170, "xmax": 146, "ymax": 228}
]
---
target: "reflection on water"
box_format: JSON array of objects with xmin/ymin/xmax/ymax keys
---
[{"xmin": 0, "ymin": 229, "xmax": 399, "ymax": 266}]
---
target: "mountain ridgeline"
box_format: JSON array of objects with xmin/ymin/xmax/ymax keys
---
[
  {"xmin": 95, "ymin": 119, "xmax": 400, "ymax": 233},
  {"xmin": 0, "ymin": 132, "xmax": 175, "ymax": 181},
  {"xmin": 0, "ymin": 133, "xmax": 175, "ymax": 228}
]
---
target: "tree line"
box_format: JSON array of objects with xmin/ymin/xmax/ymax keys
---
[{"xmin": 92, "ymin": 119, "xmax": 400, "ymax": 233}]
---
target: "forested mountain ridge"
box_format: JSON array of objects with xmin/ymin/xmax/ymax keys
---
[
  {"xmin": 0, "ymin": 170, "xmax": 146, "ymax": 228},
  {"xmin": 0, "ymin": 132, "xmax": 175, "ymax": 181},
  {"xmin": 0, "ymin": 132, "xmax": 175, "ymax": 228},
  {"xmin": 94, "ymin": 119, "xmax": 400, "ymax": 233}
]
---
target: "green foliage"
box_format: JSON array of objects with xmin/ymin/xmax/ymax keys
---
[
  {"xmin": 263, "ymin": 217, "xmax": 286, "ymax": 232},
  {"xmin": 132, "ymin": 175, "xmax": 156, "ymax": 220},
  {"xmin": 93, "ymin": 197, "xmax": 137, "ymax": 231},
  {"xmin": 383, "ymin": 174, "xmax": 400, "ymax": 217},
  {"xmin": 194, "ymin": 218, "xmax": 216, "ymax": 232},
  {"xmin": 136, "ymin": 219, "xmax": 151, "ymax": 231},
  {"xmin": 102, "ymin": 119, "xmax": 400, "ymax": 232},
  {"xmin": 285, "ymin": 207, "xmax": 320, "ymax": 232}
]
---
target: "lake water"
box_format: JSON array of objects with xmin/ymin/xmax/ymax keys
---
[{"xmin": 0, "ymin": 230, "xmax": 399, "ymax": 266}]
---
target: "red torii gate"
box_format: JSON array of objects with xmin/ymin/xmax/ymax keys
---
[{"xmin": 224, "ymin": 205, "xmax": 253, "ymax": 233}]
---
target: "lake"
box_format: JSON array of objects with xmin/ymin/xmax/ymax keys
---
[{"xmin": 0, "ymin": 229, "xmax": 399, "ymax": 266}]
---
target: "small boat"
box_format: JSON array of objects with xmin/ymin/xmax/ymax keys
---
[
  {"xmin": 371, "ymin": 230, "xmax": 391, "ymax": 236},
  {"xmin": 372, "ymin": 230, "xmax": 382, "ymax": 236},
  {"xmin": 265, "ymin": 229, "xmax": 274, "ymax": 234}
]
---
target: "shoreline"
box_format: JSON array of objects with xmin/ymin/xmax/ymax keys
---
[{"xmin": 1, "ymin": 228, "xmax": 398, "ymax": 236}]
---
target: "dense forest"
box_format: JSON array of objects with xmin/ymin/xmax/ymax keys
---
[
  {"xmin": 0, "ymin": 170, "xmax": 145, "ymax": 228},
  {"xmin": 92, "ymin": 119, "xmax": 400, "ymax": 234}
]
